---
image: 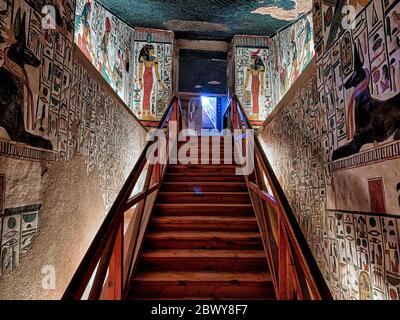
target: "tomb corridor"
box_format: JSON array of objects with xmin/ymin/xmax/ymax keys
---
[{"xmin": 0, "ymin": 0, "xmax": 399, "ymax": 301}]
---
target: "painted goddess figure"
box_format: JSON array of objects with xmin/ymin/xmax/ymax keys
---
[
  {"xmin": 138, "ymin": 35, "xmax": 164, "ymax": 120},
  {"xmin": 244, "ymin": 49, "xmax": 265, "ymax": 120}
]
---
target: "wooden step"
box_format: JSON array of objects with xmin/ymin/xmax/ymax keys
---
[
  {"xmin": 164, "ymin": 173, "xmax": 245, "ymax": 182},
  {"xmin": 137, "ymin": 249, "xmax": 268, "ymax": 272},
  {"xmin": 167, "ymin": 164, "xmax": 238, "ymax": 174},
  {"xmin": 129, "ymin": 155, "xmax": 274, "ymax": 300},
  {"xmin": 177, "ymin": 140, "xmax": 234, "ymax": 148},
  {"xmin": 157, "ymin": 192, "xmax": 251, "ymax": 204},
  {"xmin": 144, "ymin": 231, "xmax": 263, "ymax": 250},
  {"xmin": 174, "ymin": 155, "xmax": 240, "ymax": 165},
  {"xmin": 160, "ymin": 181, "xmax": 247, "ymax": 192},
  {"xmin": 150, "ymin": 216, "xmax": 258, "ymax": 231},
  {"xmin": 155, "ymin": 203, "xmax": 254, "ymax": 216},
  {"xmin": 177, "ymin": 150, "xmax": 236, "ymax": 156},
  {"xmin": 175, "ymin": 146, "xmax": 235, "ymax": 151},
  {"xmin": 130, "ymin": 271, "xmax": 275, "ymax": 300},
  {"xmin": 176, "ymin": 159, "xmax": 238, "ymax": 165}
]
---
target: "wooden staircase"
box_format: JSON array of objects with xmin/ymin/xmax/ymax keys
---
[
  {"xmin": 63, "ymin": 96, "xmax": 332, "ymax": 301},
  {"xmin": 129, "ymin": 143, "xmax": 275, "ymax": 300}
]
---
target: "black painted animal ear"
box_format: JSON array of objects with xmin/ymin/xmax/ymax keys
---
[
  {"xmin": 353, "ymin": 44, "xmax": 364, "ymax": 70},
  {"xmin": 13, "ymin": 8, "xmax": 27, "ymax": 44},
  {"xmin": 19, "ymin": 12, "xmax": 27, "ymax": 44},
  {"xmin": 13, "ymin": 8, "xmax": 21, "ymax": 39}
]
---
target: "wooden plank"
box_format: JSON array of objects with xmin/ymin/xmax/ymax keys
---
[
  {"xmin": 157, "ymin": 192, "xmax": 251, "ymax": 204},
  {"xmin": 164, "ymin": 173, "xmax": 245, "ymax": 182},
  {"xmin": 138, "ymin": 249, "xmax": 268, "ymax": 272},
  {"xmin": 150, "ymin": 216, "xmax": 258, "ymax": 232},
  {"xmin": 160, "ymin": 181, "xmax": 247, "ymax": 192},
  {"xmin": 155, "ymin": 203, "xmax": 254, "ymax": 216},
  {"xmin": 132, "ymin": 271, "xmax": 272, "ymax": 283},
  {"xmin": 145, "ymin": 231, "xmax": 263, "ymax": 250}
]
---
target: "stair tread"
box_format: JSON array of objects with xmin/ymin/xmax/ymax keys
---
[
  {"xmin": 141, "ymin": 249, "xmax": 266, "ymax": 259},
  {"xmin": 130, "ymin": 297, "xmax": 271, "ymax": 300},
  {"xmin": 133, "ymin": 271, "xmax": 272, "ymax": 283},
  {"xmin": 156, "ymin": 203, "xmax": 252, "ymax": 207},
  {"xmin": 152, "ymin": 216, "xmax": 257, "ymax": 222},
  {"xmin": 168, "ymin": 164, "xmax": 239, "ymax": 168},
  {"xmin": 166, "ymin": 173, "xmax": 241, "ymax": 176},
  {"xmin": 158, "ymin": 192, "xmax": 249, "ymax": 195},
  {"xmin": 162, "ymin": 181, "xmax": 246, "ymax": 185},
  {"xmin": 146, "ymin": 231, "xmax": 261, "ymax": 239},
  {"xmin": 131, "ymin": 156, "xmax": 273, "ymax": 300}
]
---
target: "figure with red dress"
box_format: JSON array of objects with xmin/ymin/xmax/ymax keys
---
[
  {"xmin": 138, "ymin": 35, "xmax": 164, "ymax": 120},
  {"xmin": 244, "ymin": 49, "xmax": 265, "ymax": 120}
]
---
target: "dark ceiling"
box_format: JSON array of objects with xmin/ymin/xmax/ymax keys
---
[{"xmin": 97, "ymin": 0, "xmax": 311, "ymax": 40}]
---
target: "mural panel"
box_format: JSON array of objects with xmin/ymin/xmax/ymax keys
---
[
  {"xmin": 0, "ymin": 0, "xmax": 74, "ymax": 276},
  {"xmin": 69, "ymin": 55, "xmax": 147, "ymax": 209},
  {"xmin": 0, "ymin": 0, "xmax": 147, "ymax": 275},
  {"xmin": 260, "ymin": 69, "xmax": 400, "ymax": 300},
  {"xmin": 314, "ymin": 0, "xmax": 400, "ymax": 214},
  {"xmin": 74, "ymin": 0, "xmax": 134, "ymax": 110},
  {"xmin": 235, "ymin": 45, "xmax": 272, "ymax": 120},
  {"xmin": 131, "ymin": 28, "xmax": 173, "ymax": 121},
  {"xmin": 74, "ymin": 2, "xmax": 174, "ymax": 120},
  {"xmin": 260, "ymin": 0, "xmax": 400, "ymax": 299},
  {"xmin": 0, "ymin": 0, "xmax": 75, "ymax": 152},
  {"xmin": 277, "ymin": 13, "xmax": 314, "ymax": 100},
  {"xmin": 234, "ymin": 12, "xmax": 314, "ymax": 121}
]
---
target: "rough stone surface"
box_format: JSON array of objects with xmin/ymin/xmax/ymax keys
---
[
  {"xmin": 0, "ymin": 158, "xmax": 42, "ymax": 209},
  {"xmin": 0, "ymin": 155, "xmax": 105, "ymax": 300}
]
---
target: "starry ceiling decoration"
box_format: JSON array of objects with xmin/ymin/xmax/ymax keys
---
[{"xmin": 97, "ymin": 0, "xmax": 312, "ymax": 40}]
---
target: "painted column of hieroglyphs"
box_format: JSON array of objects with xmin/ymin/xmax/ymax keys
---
[
  {"xmin": 234, "ymin": 12, "xmax": 314, "ymax": 122},
  {"xmin": 74, "ymin": 0, "xmax": 174, "ymax": 121},
  {"xmin": 260, "ymin": 0, "xmax": 400, "ymax": 300},
  {"xmin": 0, "ymin": 0, "xmax": 147, "ymax": 275}
]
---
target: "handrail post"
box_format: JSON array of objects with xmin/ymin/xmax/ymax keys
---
[
  {"xmin": 278, "ymin": 213, "xmax": 288, "ymax": 300},
  {"xmin": 110, "ymin": 220, "xmax": 123, "ymax": 299}
]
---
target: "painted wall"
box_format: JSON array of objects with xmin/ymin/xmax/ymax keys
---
[
  {"xmin": 131, "ymin": 28, "xmax": 173, "ymax": 120},
  {"xmin": 259, "ymin": 0, "xmax": 400, "ymax": 300},
  {"xmin": 275, "ymin": 12, "xmax": 314, "ymax": 102},
  {"xmin": 74, "ymin": 0, "xmax": 134, "ymax": 108},
  {"xmin": 234, "ymin": 12, "xmax": 314, "ymax": 122},
  {"xmin": 0, "ymin": 0, "xmax": 147, "ymax": 298},
  {"xmin": 235, "ymin": 40, "xmax": 273, "ymax": 121},
  {"xmin": 74, "ymin": 0, "xmax": 174, "ymax": 120}
]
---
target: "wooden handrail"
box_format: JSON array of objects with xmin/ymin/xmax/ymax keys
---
[
  {"xmin": 230, "ymin": 95, "xmax": 332, "ymax": 300},
  {"xmin": 123, "ymin": 184, "xmax": 160, "ymax": 211},
  {"xmin": 62, "ymin": 96, "xmax": 181, "ymax": 300},
  {"xmin": 248, "ymin": 182, "xmax": 279, "ymax": 209}
]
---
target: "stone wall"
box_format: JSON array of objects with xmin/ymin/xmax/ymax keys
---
[
  {"xmin": 0, "ymin": 0, "xmax": 147, "ymax": 298},
  {"xmin": 260, "ymin": 10, "xmax": 400, "ymax": 299}
]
